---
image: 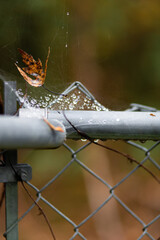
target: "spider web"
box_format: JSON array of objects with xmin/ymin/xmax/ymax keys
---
[{"xmin": 0, "ymin": 1, "xmax": 73, "ymax": 110}]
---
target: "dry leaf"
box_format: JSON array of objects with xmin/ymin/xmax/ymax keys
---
[
  {"xmin": 15, "ymin": 47, "xmax": 50, "ymax": 87},
  {"xmin": 43, "ymin": 118, "xmax": 64, "ymax": 132}
]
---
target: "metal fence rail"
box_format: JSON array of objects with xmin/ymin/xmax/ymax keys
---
[
  {"xmin": 1, "ymin": 110, "xmax": 160, "ymax": 148},
  {"xmin": 0, "ymin": 116, "xmax": 66, "ymax": 149},
  {"xmin": 0, "ymin": 81, "xmax": 160, "ymax": 240}
]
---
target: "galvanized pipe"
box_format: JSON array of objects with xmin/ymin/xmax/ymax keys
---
[
  {"xmin": 1, "ymin": 109, "xmax": 160, "ymax": 149},
  {"xmin": 20, "ymin": 109, "xmax": 160, "ymax": 140},
  {"xmin": 0, "ymin": 116, "xmax": 66, "ymax": 149}
]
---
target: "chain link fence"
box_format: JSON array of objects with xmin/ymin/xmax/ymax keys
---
[{"xmin": 0, "ymin": 81, "xmax": 160, "ymax": 240}]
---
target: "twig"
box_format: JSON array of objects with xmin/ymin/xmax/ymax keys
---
[
  {"xmin": 0, "ymin": 184, "xmax": 5, "ymax": 208},
  {"xmin": 21, "ymin": 181, "xmax": 56, "ymax": 240},
  {"xmin": 7, "ymin": 159, "xmax": 56, "ymax": 240},
  {"xmin": 62, "ymin": 111, "xmax": 160, "ymax": 184}
]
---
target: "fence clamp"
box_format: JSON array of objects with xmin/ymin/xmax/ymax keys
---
[{"xmin": 0, "ymin": 163, "xmax": 32, "ymax": 182}]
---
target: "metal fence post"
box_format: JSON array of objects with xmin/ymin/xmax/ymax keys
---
[{"xmin": 3, "ymin": 81, "xmax": 18, "ymax": 240}]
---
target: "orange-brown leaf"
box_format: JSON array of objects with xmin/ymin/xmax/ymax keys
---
[{"xmin": 15, "ymin": 47, "xmax": 50, "ymax": 87}]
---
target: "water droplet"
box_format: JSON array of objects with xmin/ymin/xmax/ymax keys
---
[
  {"xmin": 81, "ymin": 139, "xmax": 87, "ymax": 142},
  {"xmin": 45, "ymin": 96, "xmax": 50, "ymax": 102},
  {"xmin": 69, "ymin": 103, "xmax": 74, "ymax": 110},
  {"xmin": 30, "ymin": 99, "xmax": 37, "ymax": 105},
  {"xmin": 88, "ymin": 119, "xmax": 93, "ymax": 124},
  {"xmin": 16, "ymin": 89, "xmax": 24, "ymax": 96},
  {"xmin": 71, "ymin": 93, "xmax": 76, "ymax": 99},
  {"xmin": 73, "ymin": 99, "xmax": 78, "ymax": 105},
  {"xmin": 67, "ymin": 12, "xmax": 69, "ymax": 16}
]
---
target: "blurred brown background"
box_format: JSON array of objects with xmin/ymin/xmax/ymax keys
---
[
  {"xmin": 1, "ymin": 0, "xmax": 160, "ymax": 109},
  {"xmin": 0, "ymin": 0, "xmax": 160, "ymax": 239}
]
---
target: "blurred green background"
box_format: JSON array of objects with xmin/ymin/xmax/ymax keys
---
[
  {"xmin": 1, "ymin": 0, "xmax": 160, "ymax": 109},
  {"xmin": 0, "ymin": 0, "xmax": 160, "ymax": 239}
]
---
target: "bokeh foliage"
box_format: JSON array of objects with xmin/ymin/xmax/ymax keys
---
[{"xmin": 0, "ymin": 0, "xmax": 160, "ymax": 108}]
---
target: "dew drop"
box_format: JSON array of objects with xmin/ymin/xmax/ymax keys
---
[
  {"xmin": 88, "ymin": 119, "xmax": 93, "ymax": 124},
  {"xmin": 45, "ymin": 96, "xmax": 50, "ymax": 102},
  {"xmin": 73, "ymin": 99, "xmax": 78, "ymax": 105},
  {"xmin": 69, "ymin": 103, "xmax": 74, "ymax": 110},
  {"xmin": 30, "ymin": 99, "xmax": 37, "ymax": 105},
  {"xmin": 81, "ymin": 139, "xmax": 87, "ymax": 142}
]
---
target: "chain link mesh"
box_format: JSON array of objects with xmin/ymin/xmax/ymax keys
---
[{"xmin": 3, "ymin": 82, "xmax": 160, "ymax": 240}]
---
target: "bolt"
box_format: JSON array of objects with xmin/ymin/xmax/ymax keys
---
[{"xmin": 17, "ymin": 169, "xmax": 28, "ymax": 181}]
